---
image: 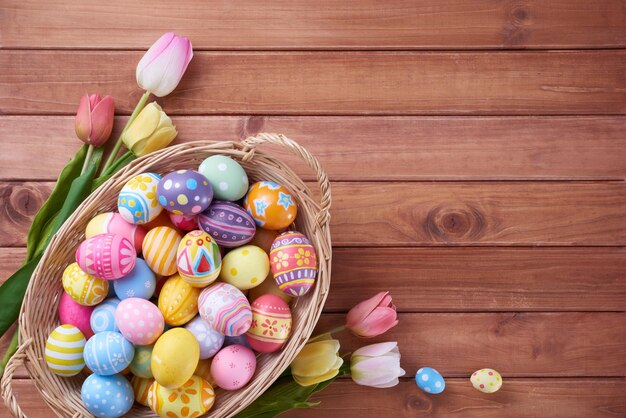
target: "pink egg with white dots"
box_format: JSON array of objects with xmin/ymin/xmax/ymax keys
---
[
  {"xmin": 115, "ymin": 298, "xmax": 165, "ymax": 345},
  {"xmin": 211, "ymin": 344, "xmax": 256, "ymax": 390}
]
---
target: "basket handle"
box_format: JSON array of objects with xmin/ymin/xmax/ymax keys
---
[
  {"xmin": 1, "ymin": 338, "xmax": 32, "ymax": 418},
  {"xmin": 242, "ymin": 133, "xmax": 331, "ymax": 227}
]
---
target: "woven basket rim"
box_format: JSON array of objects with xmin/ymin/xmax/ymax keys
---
[{"xmin": 2, "ymin": 134, "xmax": 332, "ymax": 418}]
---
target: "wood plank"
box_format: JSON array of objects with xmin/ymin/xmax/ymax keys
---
[
  {"xmin": 4, "ymin": 247, "xmax": 626, "ymax": 312},
  {"xmin": 3, "ymin": 378, "xmax": 626, "ymax": 418},
  {"xmin": 3, "ymin": 313, "xmax": 626, "ymax": 379},
  {"xmin": 3, "ymin": 181, "xmax": 626, "ymax": 247},
  {"xmin": 288, "ymin": 379, "xmax": 626, "ymax": 417},
  {"xmin": 2, "ymin": 51, "xmax": 625, "ymax": 116},
  {"xmin": 3, "ymin": 116, "xmax": 626, "ymax": 182},
  {"xmin": 2, "ymin": 0, "xmax": 625, "ymax": 50},
  {"xmin": 317, "ymin": 313, "xmax": 626, "ymax": 377}
]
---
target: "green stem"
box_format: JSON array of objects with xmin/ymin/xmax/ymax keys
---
[
  {"xmin": 80, "ymin": 144, "xmax": 95, "ymax": 175},
  {"xmin": 0, "ymin": 330, "xmax": 18, "ymax": 377},
  {"xmin": 101, "ymin": 90, "xmax": 151, "ymax": 172}
]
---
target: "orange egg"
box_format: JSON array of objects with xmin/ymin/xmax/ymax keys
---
[
  {"xmin": 243, "ymin": 182, "xmax": 297, "ymax": 230},
  {"xmin": 249, "ymin": 227, "xmax": 280, "ymax": 254}
]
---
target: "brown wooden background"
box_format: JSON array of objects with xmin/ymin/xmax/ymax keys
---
[{"xmin": 1, "ymin": 1, "xmax": 626, "ymax": 416}]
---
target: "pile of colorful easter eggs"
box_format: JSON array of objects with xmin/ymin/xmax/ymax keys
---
[{"xmin": 46, "ymin": 155, "xmax": 319, "ymax": 418}]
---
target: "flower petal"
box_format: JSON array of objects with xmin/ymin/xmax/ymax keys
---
[
  {"xmin": 136, "ymin": 32, "xmax": 175, "ymax": 84},
  {"xmin": 352, "ymin": 341, "xmax": 398, "ymax": 357},
  {"xmin": 346, "ymin": 292, "xmax": 390, "ymax": 329},
  {"xmin": 74, "ymin": 93, "xmax": 92, "ymax": 142},
  {"xmin": 88, "ymin": 95, "xmax": 115, "ymax": 147}
]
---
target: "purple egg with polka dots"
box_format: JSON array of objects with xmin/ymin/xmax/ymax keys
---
[
  {"xmin": 156, "ymin": 170, "xmax": 213, "ymax": 216},
  {"xmin": 198, "ymin": 201, "xmax": 256, "ymax": 248}
]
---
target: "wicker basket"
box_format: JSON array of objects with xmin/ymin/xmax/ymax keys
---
[{"xmin": 1, "ymin": 133, "xmax": 332, "ymax": 418}]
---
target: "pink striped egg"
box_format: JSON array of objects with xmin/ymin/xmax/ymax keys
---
[
  {"xmin": 198, "ymin": 283, "xmax": 252, "ymax": 337},
  {"xmin": 76, "ymin": 234, "xmax": 136, "ymax": 280},
  {"xmin": 85, "ymin": 212, "xmax": 147, "ymax": 253},
  {"xmin": 246, "ymin": 294, "xmax": 292, "ymax": 353}
]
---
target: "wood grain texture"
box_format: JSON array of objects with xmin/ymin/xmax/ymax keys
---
[
  {"xmin": 2, "ymin": 51, "xmax": 626, "ymax": 116},
  {"xmin": 3, "ymin": 312, "xmax": 626, "ymax": 378},
  {"xmin": 287, "ymin": 379, "xmax": 626, "ymax": 417},
  {"xmin": 3, "ymin": 181, "xmax": 626, "ymax": 247},
  {"xmin": 3, "ymin": 116, "xmax": 626, "ymax": 181},
  {"xmin": 2, "ymin": 0, "xmax": 625, "ymax": 50},
  {"xmin": 3, "ymin": 247, "xmax": 625, "ymax": 312},
  {"xmin": 317, "ymin": 313, "xmax": 626, "ymax": 377},
  {"xmin": 3, "ymin": 378, "xmax": 626, "ymax": 418}
]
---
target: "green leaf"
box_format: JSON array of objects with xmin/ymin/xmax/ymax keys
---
[
  {"xmin": 25, "ymin": 145, "xmax": 87, "ymax": 261},
  {"xmin": 0, "ymin": 254, "xmax": 42, "ymax": 337}
]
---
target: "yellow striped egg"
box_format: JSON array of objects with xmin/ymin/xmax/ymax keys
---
[
  {"xmin": 62, "ymin": 262, "xmax": 109, "ymax": 306},
  {"xmin": 131, "ymin": 376, "xmax": 154, "ymax": 407},
  {"xmin": 142, "ymin": 226, "xmax": 182, "ymax": 276},
  {"xmin": 45, "ymin": 325, "xmax": 86, "ymax": 377},
  {"xmin": 158, "ymin": 274, "xmax": 201, "ymax": 326},
  {"xmin": 148, "ymin": 375, "xmax": 215, "ymax": 418}
]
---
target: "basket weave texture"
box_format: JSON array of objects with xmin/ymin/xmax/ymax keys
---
[{"xmin": 1, "ymin": 133, "xmax": 332, "ymax": 418}]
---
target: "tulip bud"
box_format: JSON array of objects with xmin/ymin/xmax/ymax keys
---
[
  {"xmin": 346, "ymin": 292, "xmax": 399, "ymax": 338},
  {"xmin": 350, "ymin": 342, "xmax": 405, "ymax": 388},
  {"xmin": 121, "ymin": 103, "xmax": 177, "ymax": 157},
  {"xmin": 74, "ymin": 93, "xmax": 115, "ymax": 147},
  {"xmin": 136, "ymin": 32, "xmax": 193, "ymax": 97},
  {"xmin": 291, "ymin": 334, "xmax": 343, "ymax": 387}
]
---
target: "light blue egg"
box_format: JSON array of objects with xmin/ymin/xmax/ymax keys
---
[
  {"xmin": 91, "ymin": 298, "xmax": 120, "ymax": 333},
  {"xmin": 129, "ymin": 344, "xmax": 153, "ymax": 378},
  {"xmin": 416, "ymin": 367, "xmax": 445, "ymax": 394},
  {"xmin": 84, "ymin": 332, "xmax": 134, "ymax": 375},
  {"xmin": 113, "ymin": 259, "xmax": 156, "ymax": 300},
  {"xmin": 81, "ymin": 373, "xmax": 133, "ymax": 418}
]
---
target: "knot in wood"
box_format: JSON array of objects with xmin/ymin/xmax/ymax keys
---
[{"xmin": 424, "ymin": 204, "xmax": 485, "ymax": 242}]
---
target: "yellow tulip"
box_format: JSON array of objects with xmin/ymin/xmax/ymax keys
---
[
  {"xmin": 122, "ymin": 102, "xmax": 177, "ymax": 157},
  {"xmin": 291, "ymin": 334, "xmax": 343, "ymax": 387}
]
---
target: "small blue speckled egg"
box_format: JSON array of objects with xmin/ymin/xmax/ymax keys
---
[
  {"xmin": 83, "ymin": 331, "xmax": 134, "ymax": 375},
  {"xmin": 416, "ymin": 367, "xmax": 445, "ymax": 394},
  {"xmin": 91, "ymin": 298, "xmax": 120, "ymax": 333},
  {"xmin": 130, "ymin": 344, "xmax": 153, "ymax": 378},
  {"xmin": 185, "ymin": 316, "xmax": 225, "ymax": 359},
  {"xmin": 113, "ymin": 259, "xmax": 156, "ymax": 300},
  {"xmin": 81, "ymin": 373, "xmax": 134, "ymax": 418},
  {"xmin": 157, "ymin": 170, "xmax": 213, "ymax": 216}
]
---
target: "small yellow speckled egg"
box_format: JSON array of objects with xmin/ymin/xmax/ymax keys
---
[
  {"xmin": 219, "ymin": 245, "xmax": 269, "ymax": 290},
  {"xmin": 151, "ymin": 328, "xmax": 200, "ymax": 389},
  {"xmin": 158, "ymin": 274, "xmax": 201, "ymax": 326},
  {"xmin": 471, "ymin": 368, "xmax": 502, "ymax": 393},
  {"xmin": 62, "ymin": 262, "xmax": 108, "ymax": 306},
  {"xmin": 148, "ymin": 375, "xmax": 215, "ymax": 418},
  {"xmin": 131, "ymin": 376, "xmax": 154, "ymax": 407},
  {"xmin": 45, "ymin": 325, "xmax": 86, "ymax": 377}
]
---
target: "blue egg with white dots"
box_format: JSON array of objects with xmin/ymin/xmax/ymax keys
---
[
  {"xmin": 91, "ymin": 298, "xmax": 120, "ymax": 333},
  {"xmin": 156, "ymin": 169, "xmax": 213, "ymax": 216},
  {"xmin": 416, "ymin": 367, "xmax": 445, "ymax": 394},
  {"xmin": 81, "ymin": 373, "xmax": 133, "ymax": 418},
  {"xmin": 113, "ymin": 259, "xmax": 156, "ymax": 300}
]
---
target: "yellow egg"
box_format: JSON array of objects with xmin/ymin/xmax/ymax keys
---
[
  {"xmin": 45, "ymin": 325, "xmax": 86, "ymax": 377},
  {"xmin": 219, "ymin": 245, "xmax": 269, "ymax": 290},
  {"xmin": 194, "ymin": 359, "xmax": 216, "ymax": 387},
  {"xmin": 61, "ymin": 262, "xmax": 108, "ymax": 306},
  {"xmin": 471, "ymin": 368, "xmax": 503, "ymax": 393},
  {"xmin": 131, "ymin": 376, "xmax": 154, "ymax": 407},
  {"xmin": 151, "ymin": 328, "xmax": 200, "ymax": 389},
  {"xmin": 158, "ymin": 274, "xmax": 201, "ymax": 326},
  {"xmin": 142, "ymin": 226, "xmax": 182, "ymax": 276},
  {"xmin": 248, "ymin": 271, "xmax": 293, "ymax": 304},
  {"xmin": 148, "ymin": 375, "xmax": 215, "ymax": 418}
]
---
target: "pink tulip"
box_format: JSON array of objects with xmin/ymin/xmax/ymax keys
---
[
  {"xmin": 136, "ymin": 32, "xmax": 193, "ymax": 97},
  {"xmin": 74, "ymin": 93, "xmax": 115, "ymax": 147},
  {"xmin": 350, "ymin": 342, "xmax": 405, "ymax": 388},
  {"xmin": 346, "ymin": 291, "xmax": 398, "ymax": 338}
]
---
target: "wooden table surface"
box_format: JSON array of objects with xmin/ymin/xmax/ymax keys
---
[{"xmin": 1, "ymin": 1, "xmax": 626, "ymax": 417}]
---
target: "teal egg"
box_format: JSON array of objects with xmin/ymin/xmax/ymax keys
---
[
  {"xmin": 129, "ymin": 344, "xmax": 153, "ymax": 378},
  {"xmin": 198, "ymin": 155, "xmax": 248, "ymax": 201}
]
